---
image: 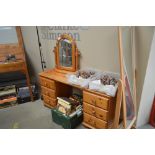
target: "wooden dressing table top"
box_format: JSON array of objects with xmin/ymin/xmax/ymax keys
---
[{"xmin": 39, "ymin": 69, "xmax": 115, "ymax": 99}]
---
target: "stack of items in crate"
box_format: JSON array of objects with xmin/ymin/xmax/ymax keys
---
[
  {"xmin": 0, "ymin": 85, "xmax": 17, "ymax": 108},
  {"xmin": 52, "ymin": 94, "xmax": 83, "ymax": 129},
  {"xmin": 57, "ymin": 94, "xmax": 83, "ymax": 117}
]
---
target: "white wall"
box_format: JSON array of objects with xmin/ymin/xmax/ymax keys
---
[
  {"xmin": 135, "ymin": 27, "xmax": 154, "ymax": 111},
  {"xmin": 136, "ymin": 30, "xmax": 155, "ymax": 127},
  {"xmin": 38, "ymin": 26, "xmax": 120, "ymax": 73}
]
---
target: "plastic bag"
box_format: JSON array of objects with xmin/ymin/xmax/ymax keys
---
[
  {"xmin": 99, "ymin": 84, "xmax": 118, "ymax": 97},
  {"xmin": 88, "ymin": 71, "xmax": 120, "ymax": 97},
  {"xmin": 67, "ymin": 68, "xmax": 120, "ymax": 96},
  {"xmin": 66, "ymin": 68, "xmax": 99, "ymax": 88}
]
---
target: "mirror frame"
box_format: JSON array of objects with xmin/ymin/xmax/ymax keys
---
[
  {"xmin": 117, "ymin": 26, "xmax": 137, "ymax": 129},
  {"xmin": 53, "ymin": 33, "xmax": 79, "ymax": 72}
]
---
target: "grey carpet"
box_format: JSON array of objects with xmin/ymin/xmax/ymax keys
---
[{"xmin": 0, "ymin": 99, "xmax": 85, "ymax": 129}]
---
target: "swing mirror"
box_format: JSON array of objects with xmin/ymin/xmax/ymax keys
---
[
  {"xmin": 53, "ymin": 33, "xmax": 79, "ymax": 72},
  {"xmin": 120, "ymin": 26, "xmax": 136, "ymax": 128},
  {"xmin": 59, "ymin": 38, "xmax": 72, "ymax": 67}
]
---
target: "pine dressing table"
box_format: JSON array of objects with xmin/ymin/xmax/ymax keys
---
[{"xmin": 39, "ymin": 34, "xmax": 117, "ymax": 129}]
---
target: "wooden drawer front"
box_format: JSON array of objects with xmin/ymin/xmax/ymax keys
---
[
  {"xmin": 95, "ymin": 118, "xmax": 108, "ymax": 129},
  {"xmin": 95, "ymin": 107, "xmax": 108, "ymax": 121},
  {"xmin": 43, "ymin": 95, "xmax": 57, "ymax": 108},
  {"xmin": 83, "ymin": 102, "xmax": 96, "ymax": 117},
  {"xmin": 83, "ymin": 91, "xmax": 109, "ymax": 110},
  {"xmin": 83, "ymin": 112, "xmax": 96, "ymax": 128},
  {"xmin": 83, "ymin": 113, "xmax": 108, "ymax": 129},
  {"xmin": 40, "ymin": 77, "xmax": 55, "ymax": 90},
  {"xmin": 41, "ymin": 86, "xmax": 56, "ymax": 98},
  {"xmin": 83, "ymin": 102, "xmax": 108, "ymax": 121}
]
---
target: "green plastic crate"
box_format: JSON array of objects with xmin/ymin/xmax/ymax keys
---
[{"xmin": 51, "ymin": 109, "xmax": 83, "ymax": 129}]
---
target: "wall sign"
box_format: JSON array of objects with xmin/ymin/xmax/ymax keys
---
[{"xmin": 41, "ymin": 26, "xmax": 89, "ymax": 41}]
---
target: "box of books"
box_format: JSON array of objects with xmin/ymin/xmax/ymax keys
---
[
  {"xmin": 57, "ymin": 97, "xmax": 72, "ymax": 115},
  {"xmin": 56, "ymin": 95, "xmax": 83, "ymax": 116},
  {"xmin": 51, "ymin": 108, "xmax": 83, "ymax": 129}
]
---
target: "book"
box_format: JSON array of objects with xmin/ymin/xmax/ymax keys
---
[
  {"xmin": 57, "ymin": 104, "xmax": 72, "ymax": 115},
  {"xmin": 76, "ymin": 105, "xmax": 82, "ymax": 110},
  {"xmin": 57, "ymin": 97, "xmax": 75, "ymax": 105},
  {"xmin": 57, "ymin": 100, "xmax": 71, "ymax": 109},
  {"xmin": 57, "ymin": 105, "xmax": 67, "ymax": 115}
]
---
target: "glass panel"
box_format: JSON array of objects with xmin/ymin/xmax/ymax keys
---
[
  {"xmin": 0, "ymin": 26, "xmax": 18, "ymax": 44},
  {"xmin": 59, "ymin": 39, "xmax": 72, "ymax": 67},
  {"xmin": 121, "ymin": 27, "xmax": 135, "ymax": 127}
]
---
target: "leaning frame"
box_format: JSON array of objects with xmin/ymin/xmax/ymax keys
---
[{"xmin": 117, "ymin": 26, "xmax": 137, "ymax": 129}]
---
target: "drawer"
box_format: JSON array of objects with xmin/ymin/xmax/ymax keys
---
[
  {"xmin": 95, "ymin": 106, "xmax": 108, "ymax": 121},
  {"xmin": 83, "ymin": 102, "xmax": 108, "ymax": 121},
  {"xmin": 83, "ymin": 112, "xmax": 96, "ymax": 128},
  {"xmin": 41, "ymin": 86, "xmax": 56, "ymax": 98},
  {"xmin": 40, "ymin": 77, "xmax": 55, "ymax": 90},
  {"xmin": 43, "ymin": 95, "xmax": 57, "ymax": 108},
  {"xmin": 83, "ymin": 113, "xmax": 108, "ymax": 129},
  {"xmin": 83, "ymin": 102, "xmax": 96, "ymax": 117},
  {"xmin": 83, "ymin": 91, "xmax": 109, "ymax": 110},
  {"xmin": 95, "ymin": 117, "xmax": 108, "ymax": 129}
]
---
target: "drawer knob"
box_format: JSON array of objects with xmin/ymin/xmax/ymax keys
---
[
  {"xmin": 99, "ymin": 114, "xmax": 103, "ymax": 118},
  {"xmin": 88, "ymin": 118, "xmax": 95, "ymax": 125},
  {"xmin": 92, "ymin": 110, "xmax": 96, "ymax": 115},
  {"xmin": 91, "ymin": 100, "xmax": 96, "ymax": 106},
  {"xmin": 88, "ymin": 118, "xmax": 92, "ymax": 123}
]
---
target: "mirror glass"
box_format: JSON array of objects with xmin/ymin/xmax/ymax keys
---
[
  {"xmin": 0, "ymin": 26, "xmax": 18, "ymax": 45},
  {"xmin": 59, "ymin": 39, "xmax": 72, "ymax": 67},
  {"xmin": 121, "ymin": 27, "xmax": 135, "ymax": 127}
]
